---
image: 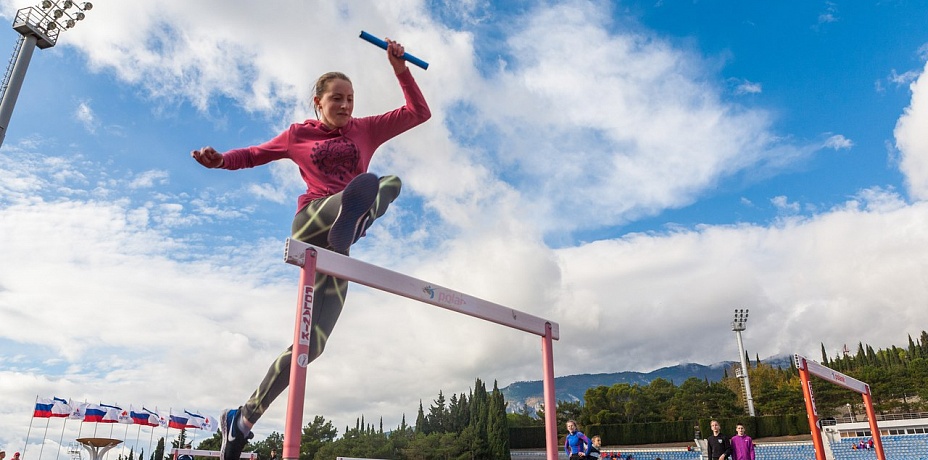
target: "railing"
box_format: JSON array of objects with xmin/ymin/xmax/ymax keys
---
[
  {"xmin": 0, "ymin": 35, "xmax": 25, "ymax": 103},
  {"xmin": 830, "ymin": 412, "xmax": 928, "ymax": 424}
]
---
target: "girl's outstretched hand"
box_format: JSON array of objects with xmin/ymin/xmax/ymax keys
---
[{"xmin": 191, "ymin": 146, "xmax": 224, "ymax": 168}]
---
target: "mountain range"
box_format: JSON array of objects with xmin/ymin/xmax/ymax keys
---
[{"xmin": 501, "ymin": 355, "xmax": 795, "ymax": 414}]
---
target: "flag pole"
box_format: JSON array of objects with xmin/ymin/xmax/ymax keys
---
[
  {"xmin": 56, "ymin": 416, "xmax": 69, "ymax": 460},
  {"xmin": 161, "ymin": 408, "xmax": 169, "ymax": 455},
  {"xmin": 39, "ymin": 415, "xmax": 51, "ymax": 460},
  {"xmin": 146, "ymin": 424, "xmax": 155, "ymax": 460},
  {"xmin": 24, "ymin": 395, "xmax": 39, "ymax": 460},
  {"xmin": 134, "ymin": 424, "xmax": 142, "ymax": 454},
  {"xmin": 122, "ymin": 420, "xmax": 131, "ymax": 459},
  {"xmin": 167, "ymin": 408, "xmax": 175, "ymax": 456},
  {"xmin": 93, "ymin": 402, "xmax": 100, "ymax": 438},
  {"xmin": 77, "ymin": 400, "xmax": 88, "ymax": 439}
]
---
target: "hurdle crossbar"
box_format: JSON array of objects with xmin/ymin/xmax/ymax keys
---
[
  {"xmin": 282, "ymin": 239, "xmax": 561, "ymax": 460},
  {"xmin": 284, "ymin": 239, "xmax": 559, "ymax": 339}
]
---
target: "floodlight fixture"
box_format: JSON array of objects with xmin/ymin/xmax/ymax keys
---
[
  {"xmin": 731, "ymin": 307, "xmax": 756, "ymax": 416},
  {"xmin": 732, "ymin": 308, "xmax": 749, "ymax": 331},
  {"xmin": 1, "ymin": 0, "xmax": 94, "ymax": 147}
]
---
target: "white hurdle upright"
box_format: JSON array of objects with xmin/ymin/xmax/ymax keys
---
[{"xmin": 282, "ymin": 239, "xmax": 561, "ymax": 460}]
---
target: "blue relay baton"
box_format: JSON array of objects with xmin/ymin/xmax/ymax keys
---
[{"xmin": 359, "ymin": 31, "xmax": 429, "ymax": 70}]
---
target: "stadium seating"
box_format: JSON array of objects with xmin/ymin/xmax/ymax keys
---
[
  {"xmin": 829, "ymin": 434, "xmax": 928, "ymax": 460},
  {"xmin": 512, "ymin": 433, "xmax": 928, "ymax": 460},
  {"xmin": 754, "ymin": 442, "xmax": 816, "ymax": 460}
]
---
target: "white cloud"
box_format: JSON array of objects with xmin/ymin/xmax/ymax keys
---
[
  {"xmin": 454, "ymin": 1, "xmax": 801, "ymax": 236},
  {"xmin": 129, "ymin": 170, "xmax": 169, "ymax": 189},
  {"xmin": 818, "ymin": 1, "xmax": 839, "ymax": 24},
  {"xmin": 889, "ymin": 68, "xmax": 920, "ymax": 87},
  {"xmin": 895, "ymin": 61, "xmax": 928, "ymax": 200},
  {"xmin": 771, "ymin": 195, "xmax": 800, "ymax": 214},
  {"xmin": 75, "ymin": 101, "xmax": 99, "ymax": 134},
  {"xmin": 735, "ymin": 80, "xmax": 762, "ymax": 95},
  {"xmin": 824, "ymin": 134, "xmax": 853, "ymax": 150}
]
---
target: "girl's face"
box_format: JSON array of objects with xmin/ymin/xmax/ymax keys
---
[
  {"xmin": 566, "ymin": 421, "xmax": 577, "ymax": 432},
  {"xmin": 315, "ymin": 78, "xmax": 354, "ymax": 129}
]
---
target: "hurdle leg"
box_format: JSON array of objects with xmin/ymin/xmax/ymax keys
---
[
  {"xmin": 862, "ymin": 392, "xmax": 886, "ymax": 460},
  {"xmin": 284, "ymin": 248, "xmax": 318, "ymax": 460},
  {"xmin": 542, "ymin": 323, "xmax": 558, "ymax": 460}
]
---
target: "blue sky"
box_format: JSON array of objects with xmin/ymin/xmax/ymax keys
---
[{"xmin": 2, "ymin": 0, "xmax": 928, "ymax": 454}]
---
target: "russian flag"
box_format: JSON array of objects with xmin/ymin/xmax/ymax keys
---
[
  {"xmin": 169, "ymin": 414, "xmax": 188, "ymax": 429},
  {"xmin": 34, "ymin": 398, "xmax": 54, "ymax": 418},
  {"xmin": 128, "ymin": 405, "xmax": 155, "ymax": 426},
  {"xmin": 84, "ymin": 404, "xmax": 105, "ymax": 423},
  {"xmin": 130, "ymin": 409, "xmax": 150, "ymax": 426}
]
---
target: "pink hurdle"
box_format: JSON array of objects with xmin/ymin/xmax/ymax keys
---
[{"xmin": 282, "ymin": 239, "xmax": 560, "ymax": 460}]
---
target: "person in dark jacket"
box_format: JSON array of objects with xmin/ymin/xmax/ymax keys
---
[{"xmin": 706, "ymin": 420, "xmax": 731, "ymax": 460}]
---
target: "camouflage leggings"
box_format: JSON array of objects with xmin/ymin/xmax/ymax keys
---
[{"xmin": 240, "ymin": 175, "xmax": 402, "ymax": 424}]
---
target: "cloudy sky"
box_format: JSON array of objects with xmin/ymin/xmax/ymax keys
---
[{"xmin": 2, "ymin": 0, "xmax": 928, "ymax": 455}]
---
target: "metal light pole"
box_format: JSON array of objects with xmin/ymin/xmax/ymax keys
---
[
  {"xmin": 0, "ymin": 0, "xmax": 92, "ymax": 147},
  {"xmin": 732, "ymin": 308, "xmax": 756, "ymax": 416}
]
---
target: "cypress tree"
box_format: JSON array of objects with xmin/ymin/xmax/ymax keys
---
[
  {"xmin": 488, "ymin": 380, "xmax": 511, "ymax": 459},
  {"xmin": 427, "ymin": 390, "xmax": 448, "ymax": 433},
  {"xmin": 470, "ymin": 378, "xmax": 490, "ymax": 459},
  {"xmin": 856, "ymin": 342, "xmax": 866, "ymax": 367},
  {"xmin": 153, "ymin": 437, "xmax": 164, "ymax": 460},
  {"xmin": 415, "ymin": 400, "xmax": 427, "ymax": 434}
]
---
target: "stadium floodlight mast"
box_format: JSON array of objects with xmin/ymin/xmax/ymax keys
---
[
  {"xmin": 0, "ymin": 0, "xmax": 92, "ymax": 147},
  {"xmin": 732, "ymin": 308, "xmax": 756, "ymax": 416}
]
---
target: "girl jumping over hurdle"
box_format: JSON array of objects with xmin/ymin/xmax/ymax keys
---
[{"xmin": 191, "ymin": 38, "xmax": 430, "ymax": 460}]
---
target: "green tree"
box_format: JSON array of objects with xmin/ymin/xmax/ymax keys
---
[
  {"xmin": 415, "ymin": 400, "xmax": 428, "ymax": 434},
  {"xmin": 487, "ymin": 380, "xmax": 510, "ymax": 459},
  {"xmin": 300, "ymin": 415, "xmax": 337, "ymax": 460},
  {"xmin": 470, "ymin": 378, "xmax": 490, "ymax": 459},
  {"xmin": 427, "ymin": 391, "xmax": 448, "ymax": 433},
  {"xmin": 554, "ymin": 400, "xmax": 583, "ymax": 431},
  {"xmin": 250, "ymin": 431, "xmax": 283, "ymax": 460},
  {"xmin": 449, "ymin": 392, "xmax": 470, "ymax": 432},
  {"xmin": 153, "ymin": 437, "xmax": 165, "ymax": 460},
  {"xmin": 645, "ymin": 378, "xmax": 677, "ymax": 422},
  {"xmin": 196, "ymin": 430, "xmax": 222, "ymax": 452}
]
